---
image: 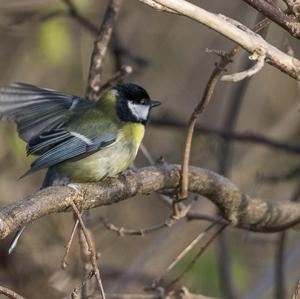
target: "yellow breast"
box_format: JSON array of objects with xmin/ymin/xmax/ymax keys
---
[
  {"xmin": 120, "ymin": 122, "xmax": 145, "ymax": 149},
  {"xmin": 57, "ymin": 123, "xmax": 145, "ymax": 182}
]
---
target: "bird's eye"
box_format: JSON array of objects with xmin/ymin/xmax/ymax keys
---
[{"xmin": 140, "ymin": 99, "xmax": 146, "ymax": 104}]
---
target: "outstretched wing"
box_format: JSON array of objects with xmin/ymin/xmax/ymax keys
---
[
  {"xmin": 22, "ymin": 128, "xmax": 116, "ymax": 177},
  {"xmin": 0, "ymin": 82, "xmax": 91, "ymax": 141}
]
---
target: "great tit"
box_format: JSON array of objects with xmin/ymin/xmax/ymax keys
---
[{"xmin": 0, "ymin": 82, "xmax": 160, "ymax": 253}]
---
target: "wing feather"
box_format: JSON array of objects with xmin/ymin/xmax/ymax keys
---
[
  {"xmin": 0, "ymin": 82, "xmax": 91, "ymax": 141},
  {"xmin": 22, "ymin": 128, "xmax": 116, "ymax": 176}
]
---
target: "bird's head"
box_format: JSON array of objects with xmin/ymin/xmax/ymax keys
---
[{"xmin": 112, "ymin": 83, "xmax": 161, "ymax": 125}]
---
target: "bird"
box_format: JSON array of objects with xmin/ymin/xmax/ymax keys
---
[{"xmin": 0, "ymin": 82, "xmax": 161, "ymax": 253}]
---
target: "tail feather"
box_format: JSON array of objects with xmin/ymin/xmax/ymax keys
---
[
  {"xmin": 8, "ymin": 226, "xmax": 26, "ymax": 255},
  {"xmin": 8, "ymin": 168, "xmax": 70, "ymax": 254}
]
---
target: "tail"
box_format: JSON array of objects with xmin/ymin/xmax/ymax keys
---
[
  {"xmin": 8, "ymin": 226, "xmax": 26, "ymax": 255},
  {"xmin": 8, "ymin": 168, "xmax": 71, "ymax": 254}
]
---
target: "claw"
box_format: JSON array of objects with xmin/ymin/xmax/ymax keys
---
[{"xmin": 67, "ymin": 183, "xmax": 81, "ymax": 193}]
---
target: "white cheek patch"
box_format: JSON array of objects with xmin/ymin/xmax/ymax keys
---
[{"xmin": 128, "ymin": 101, "xmax": 150, "ymax": 121}]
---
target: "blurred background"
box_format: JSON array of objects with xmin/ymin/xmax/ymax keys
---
[{"xmin": 0, "ymin": 0, "xmax": 300, "ymax": 298}]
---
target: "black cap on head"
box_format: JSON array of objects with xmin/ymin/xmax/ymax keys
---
[
  {"xmin": 114, "ymin": 82, "xmax": 160, "ymax": 125},
  {"xmin": 114, "ymin": 83, "xmax": 150, "ymax": 104}
]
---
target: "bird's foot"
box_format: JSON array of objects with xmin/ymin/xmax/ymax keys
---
[
  {"xmin": 67, "ymin": 183, "xmax": 86, "ymax": 211},
  {"xmin": 68, "ymin": 183, "xmax": 81, "ymax": 193},
  {"xmin": 124, "ymin": 166, "xmax": 138, "ymax": 175}
]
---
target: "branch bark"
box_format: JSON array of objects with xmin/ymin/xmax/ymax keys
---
[
  {"xmin": 85, "ymin": 0, "xmax": 123, "ymax": 101},
  {"xmin": 1, "ymin": 164, "xmax": 300, "ymax": 239},
  {"xmin": 139, "ymin": 0, "xmax": 300, "ymax": 80},
  {"xmin": 241, "ymin": 0, "xmax": 300, "ymax": 38},
  {"xmin": 0, "ymin": 286, "xmax": 25, "ymax": 299}
]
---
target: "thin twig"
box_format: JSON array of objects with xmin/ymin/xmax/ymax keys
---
[
  {"xmin": 101, "ymin": 211, "xmax": 228, "ymax": 237},
  {"xmin": 178, "ymin": 64, "xmax": 225, "ymax": 202},
  {"xmin": 155, "ymin": 219, "xmax": 221, "ymax": 285},
  {"xmin": 100, "ymin": 216, "xmax": 177, "ymax": 236},
  {"xmin": 275, "ymin": 232, "xmax": 287, "ymax": 299},
  {"xmin": 221, "ymin": 49, "xmax": 266, "ymax": 82},
  {"xmin": 241, "ymin": 0, "xmax": 300, "ymax": 38},
  {"xmin": 0, "ymin": 286, "xmax": 25, "ymax": 299},
  {"xmin": 138, "ymin": 0, "xmax": 177, "ymax": 13},
  {"xmin": 99, "ymin": 65, "xmax": 133, "ymax": 94},
  {"xmin": 71, "ymin": 201, "xmax": 106, "ymax": 299},
  {"xmin": 166, "ymin": 224, "xmax": 228, "ymax": 289},
  {"xmin": 176, "ymin": 17, "xmax": 272, "ymax": 205},
  {"xmin": 61, "ymin": 218, "xmax": 79, "ymax": 269},
  {"xmin": 139, "ymin": 0, "xmax": 300, "ymax": 79},
  {"xmin": 291, "ymin": 279, "xmax": 300, "ymax": 299},
  {"xmin": 62, "ymin": 0, "xmax": 98, "ymax": 35},
  {"xmin": 85, "ymin": 0, "xmax": 123, "ymax": 101},
  {"xmin": 178, "ymin": 18, "xmax": 270, "ymax": 202},
  {"xmin": 68, "ymin": 271, "xmax": 94, "ymax": 299},
  {"xmin": 78, "ymin": 218, "xmax": 95, "ymax": 298}
]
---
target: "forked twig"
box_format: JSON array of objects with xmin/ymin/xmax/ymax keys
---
[
  {"xmin": 86, "ymin": 0, "xmax": 123, "ymax": 101},
  {"xmin": 167, "ymin": 224, "xmax": 227, "ymax": 288},
  {"xmin": 154, "ymin": 219, "xmax": 222, "ymax": 285},
  {"xmin": 178, "ymin": 17, "xmax": 270, "ymax": 204},
  {"xmin": 71, "ymin": 201, "xmax": 106, "ymax": 299},
  {"xmin": 61, "ymin": 218, "xmax": 79, "ymax": 269},
  {"xmin": 221, "ymin": 50, "xmax": 266, "ymax": 82},
  {"xmin": 99, "ymin": 65, "xmax": 133, "ymax": 94}
]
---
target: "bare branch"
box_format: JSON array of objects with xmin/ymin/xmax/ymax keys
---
[
  {"xmin": 241, "ymin": 0, "xmax": 300, "ymax": 38},
  {"xmin": 167, "ymin": 224, "xmax": 227, "ymax": 288},
  {"xmin": 99, "ymin": 65, "xmax": 133, "ymax": 94},
  {"xmin": 100, "ymin": 212, "xmax": 224, "ymax": 237},
  {"xmin": 100, "ymin": 216, "xmax": 177, "ymax": 236},
  {"xmin": 138, "ymin": 0, "xmax": 177, "ymax": 13},
  {"xmin": 71, "ymin": 201, "xmax": 106, "ymax": 299},
  {"xmin": 178, "ymin": 59, "xmax": 227, "ymax": 201},
  {"xmin": 86, "ymin": 0, "xmax": 123, "ymax": 101},
  {"xmin": 291, "ymin": 279, "xmax": 300, "ymax": 299},
  {"xmin": 139, "ymin": 0, "xmax": 300, "ymax": 80},
  {"xmin": 62, "ymin": 0, "xmax": 98, "ymax": 35},
  {"xmin": 0, "ymin": 286, "xmax": 25, "ymax": 299},
  {"xmin": 61, "ymin": 218, "xmax": 79, "ymax": 269},
  {"xmin": 178, "ymin": 18, "xmax": 270, "ymax": 203},
  {"xmin": 221, "ymin": 50, "xmax": 266, "ymax": 82},
  {"xmin": 155, "ymin": 220, "xmax": 220, "ymax": 284},
  {"xmin": 283, "ymin": 0, "xmax": 300, "ymax": 17},
  {"xmin": 2, "ymin": 165, "xmax": 300, "ymax": 240}
]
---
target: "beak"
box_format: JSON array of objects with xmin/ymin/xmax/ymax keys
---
[{"xmin": 150, "ymin": 100, "xmax": 161, "ymax": 108}]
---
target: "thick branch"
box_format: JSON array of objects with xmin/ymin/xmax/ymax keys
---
[
  {"xmin": 242, "ymin": 0, "xmax": 300, "ymax": 38},
  {"xmin": 139, "ymin": 0, "xmax": 300, "ymax": 80},
  {"xmin": 1, "ymin": 165, "xmax": 300, "ymax": 239}
]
